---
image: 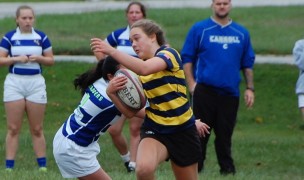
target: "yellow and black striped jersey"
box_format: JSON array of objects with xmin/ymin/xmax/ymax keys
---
[{"xmin": 140, "ymin": 46, "xmax": 195, "ymax": 134}]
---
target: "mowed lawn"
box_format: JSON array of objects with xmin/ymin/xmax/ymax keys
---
[{"xmin": 0, "ymin": 3, "xmax": 303, "ymax": 180}]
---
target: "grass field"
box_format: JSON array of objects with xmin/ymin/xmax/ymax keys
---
[
  {"xmin": 0, "ymin": 62, "xmax": 303, "ymax": 180},
  {"xmin": 0, "ymin": 3, "xmax": 303, "ymax": 180}
]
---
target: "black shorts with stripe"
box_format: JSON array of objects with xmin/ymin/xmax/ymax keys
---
[{"xmin": 140, "ymin": 124, "xmax": 202, "ymax": 167}]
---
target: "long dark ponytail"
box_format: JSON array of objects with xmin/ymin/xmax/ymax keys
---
[{"xmin": 73, "ymin": 56, "xmax": 120, "ymax": 95}]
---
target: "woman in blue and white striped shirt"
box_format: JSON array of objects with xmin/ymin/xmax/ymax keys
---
[{"xmin": 0, "ymin": 5, "xmax": 54, "ymax": 171}]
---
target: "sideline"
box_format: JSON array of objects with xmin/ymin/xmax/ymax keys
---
[
  {"xmin": 0, "ymin": 0, "xmax": 303, "ymax": 19},
  {"xmin": 1, "ymin": 0, "xmax": 300, "ymax": 65},
  {"xmin": 54, "ymin": 55, "xmax": 295, "ymax": 65}
]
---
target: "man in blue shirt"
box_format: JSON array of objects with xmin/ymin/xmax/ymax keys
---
[{"xmin": 181, "ymin": 0, "xmax": 255, "ymax": 175}]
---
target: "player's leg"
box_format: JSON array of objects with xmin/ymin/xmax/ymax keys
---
[
  {"xmin": 5, "ymin": 99, "xmax": 25, "ymax": 169},
  {"xmin": 298, "ymin": 94, "xmax": 304, "ymax": 129},
  {"xmin": 26, "ymin": 100, "xmax": 47, "ymax": 169},
  {"xmin": 168, "ymin": 124, "xmax": 201, "ymax": 180},
  {"xmin": 26, "ymin": 75, "xmax": 48, "ymax": 169},
  {"xmin": 107, "ymin": 116, "xmax": 131, "ymax": 171},
  {"xmin": 136, "ymin": 137, "xmax": 168, "ymax": 180},
  {"xmin": 78, "ymin": 168, "xmax": 111, "ymax": 180},
  {"xmin": 300, "ymin": 107, "xmax": 304, "ymax": 129},
  {"xmin": 127, "ymin": 116, "xmax": 143, "ymax": 170},
  {"xmin": 171, "ymin": 163, "xmax": 198, "ymax": 180}
]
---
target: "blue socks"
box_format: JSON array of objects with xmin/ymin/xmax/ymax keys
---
[
  {"xmin": 37, "ymin": 157, "xmax": 47, "ymax": 167},
  {"xmin": 6, "ymin": 159, "xmax": 14, "ymax": 169},
  {"xmin": 5, "ymin": 157, "xmax": 46, "ymax": 169}
]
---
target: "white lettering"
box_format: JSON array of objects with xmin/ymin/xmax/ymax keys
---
[{"xmin": 210, "ymin": 35, "xmax": 240, "ymax": 44}]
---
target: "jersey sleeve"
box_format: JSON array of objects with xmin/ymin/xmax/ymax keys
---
[
  {"xmin": 0, "ymin": 32, "xmax": 13, "ymax": 53},
  {"xmin": 293, "ymin": 39, "xmax": 304, "ymax": 70},
  {"xmin": 156, "ymin": 47, "xmax": 182, "ymax": 72},
  {"xmin": 240, "ymin": 30, "xmax": 255, "ymax": 69},
  {"xmin": 181, "ymin": 23, "xmax": 199, "ymax": 65},
  {"xmin": 35, "ymin": 30, "xmax": 52, "ymax": 52}
]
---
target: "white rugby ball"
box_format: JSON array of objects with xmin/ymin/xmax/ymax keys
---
[{"xmin": 114, "ymin": 69, "xmax": 146, "ymax": 109}]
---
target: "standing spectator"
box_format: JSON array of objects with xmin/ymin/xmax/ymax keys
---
[
  {"xmin": 0, "ymin": 5, "xmax": 54, "ymax": 171},
  {"xmin": 91, "ymin": 19, "xmax": 210, "ymax": 180},
  {"xmin": 94, "ymin": 1, "xmax": 146, "ymax": 172},
  {"xmin": 293, "ymin": 39, "xmax": 304, "ymax": 130},
  {"xmin": 181, "ymin": 0, "xmax": 255, "ymax": 175}
]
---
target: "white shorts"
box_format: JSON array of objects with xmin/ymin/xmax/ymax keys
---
[
  {"xmin": 298, "ymin": 94, "xmax": 304, "ymax": 108},
  {"xmin": 53, "ymin": 126, "xmax": 101, "ymax": 178},
  {"xmin": 3, "ymin": 73, "xmax": 47, "ymax": 104}
]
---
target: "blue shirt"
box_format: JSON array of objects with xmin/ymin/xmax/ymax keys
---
[
  {"xmin": 0, "ymin": 27, "xmax": 52, "ymax": 75},
  {"xmin": 181, "ymin": 17, "xmax": 255, "ymax": 96},
  {"xmin": 61, "ymin": 78, "xmax": 121, "ymax": 147}
]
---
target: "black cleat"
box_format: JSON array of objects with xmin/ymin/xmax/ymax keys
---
[{"xmin": 124, "ymin": 162, "xmax": 135, "ymax": 173}]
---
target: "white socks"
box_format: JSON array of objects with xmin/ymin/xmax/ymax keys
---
[{"xmin": 120, "ymin": 151, "xmax": 130, "ymax": 163}]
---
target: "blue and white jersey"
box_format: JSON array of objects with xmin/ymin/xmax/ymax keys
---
[
  {"xmin": 0, "ymin": 27, "xmax": 52, "ymax": 75},
  {"xmin": 181, "ymin": 17, "xmax": 255, "ymax": 97},
  {"xmin": 62, "ymin": 78, "xmax": 121, "ymax": 147},
  {"xmin": 293, "ymin": 39, "xmax": 304, "ymax": 94},
  {"xmin": 105, "ymin": 26, "xmax": 137, "ymax": 56}
]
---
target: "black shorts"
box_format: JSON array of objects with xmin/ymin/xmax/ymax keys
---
[{"xmin": 140, "ymin": 124, "xmax": 202, "ymax": 167}]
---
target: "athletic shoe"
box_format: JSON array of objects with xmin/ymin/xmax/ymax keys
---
[
  {"xmin": 128, "ymin": 165, "xmax": 135, "ymax": 172},
  {"xmin": 124, "ymin": 162, "xmax": 134, "ymax": 173},
  {"xmin": 39, "ymin": 167, "xmax": 47, "ymax": 173},
  {"xmin": 5, "ymin": 168, "xmax": 13, "ymax": 172}
]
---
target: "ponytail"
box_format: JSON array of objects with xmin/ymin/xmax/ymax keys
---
[{"xmin": 73, "ymin": 56, "xmax": 120, "ymax": 95}]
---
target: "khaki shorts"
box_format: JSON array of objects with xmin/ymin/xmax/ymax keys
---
[{"xmin": 3, "ymin": 73, "xmax": 47, "ymax": 104}]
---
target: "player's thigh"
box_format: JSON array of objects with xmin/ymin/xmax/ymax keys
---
[
  {"xmin": 26, "ymin": 101, "xmax": 46, "ymax": 130},
  {"xmin": 128, "ymin": 116, "xmax": 143, "ymax": 133},
  {"xmin": 171, "ymin": 162, "xmax": 198, "ymax": 180},
  {"xmin": 5, "ymin": 100, "xmax": 26, "ymax": 130},
  {"xmin": 137, "ymin": 137, "xmax": 168, "ymax": 170}
]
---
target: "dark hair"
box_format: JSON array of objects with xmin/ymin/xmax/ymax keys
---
[
  {"xmin": 126, "ymin": 1, "xmax": 147, "ymax": 18},
  {"xmin": 131, "ymin": 19, "xmax": 166, "ymax": 46},
  {"xmin": 73, "ymin": 56, "xmax": 120, "ymax": 95}
]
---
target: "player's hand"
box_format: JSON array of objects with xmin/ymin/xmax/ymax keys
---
[
  {"xmin": 189, "ymin": 82, "xmax": 197, "ymax": 95},
  {"xmin": 13, "ymin": 55, "xmax": 29, "ymax": 63},
  {"xmin": 106, "ymin": 76, "xmax": 128, "ymax": 95},
  {"xmin": 195, "ymin": 120, "xmax": 210, "ymax": 137},
  {"xmin": 90, "ymin": 38, "xmax": 116, "ymax": 56},
  {"xmin": 28, "ymin": 55, "xmax": 41, "ymax": 62}
]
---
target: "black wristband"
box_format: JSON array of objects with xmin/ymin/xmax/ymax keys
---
[{"xmin": 246, "ymin": 87, "xmax": 255, "ymax": 92}]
